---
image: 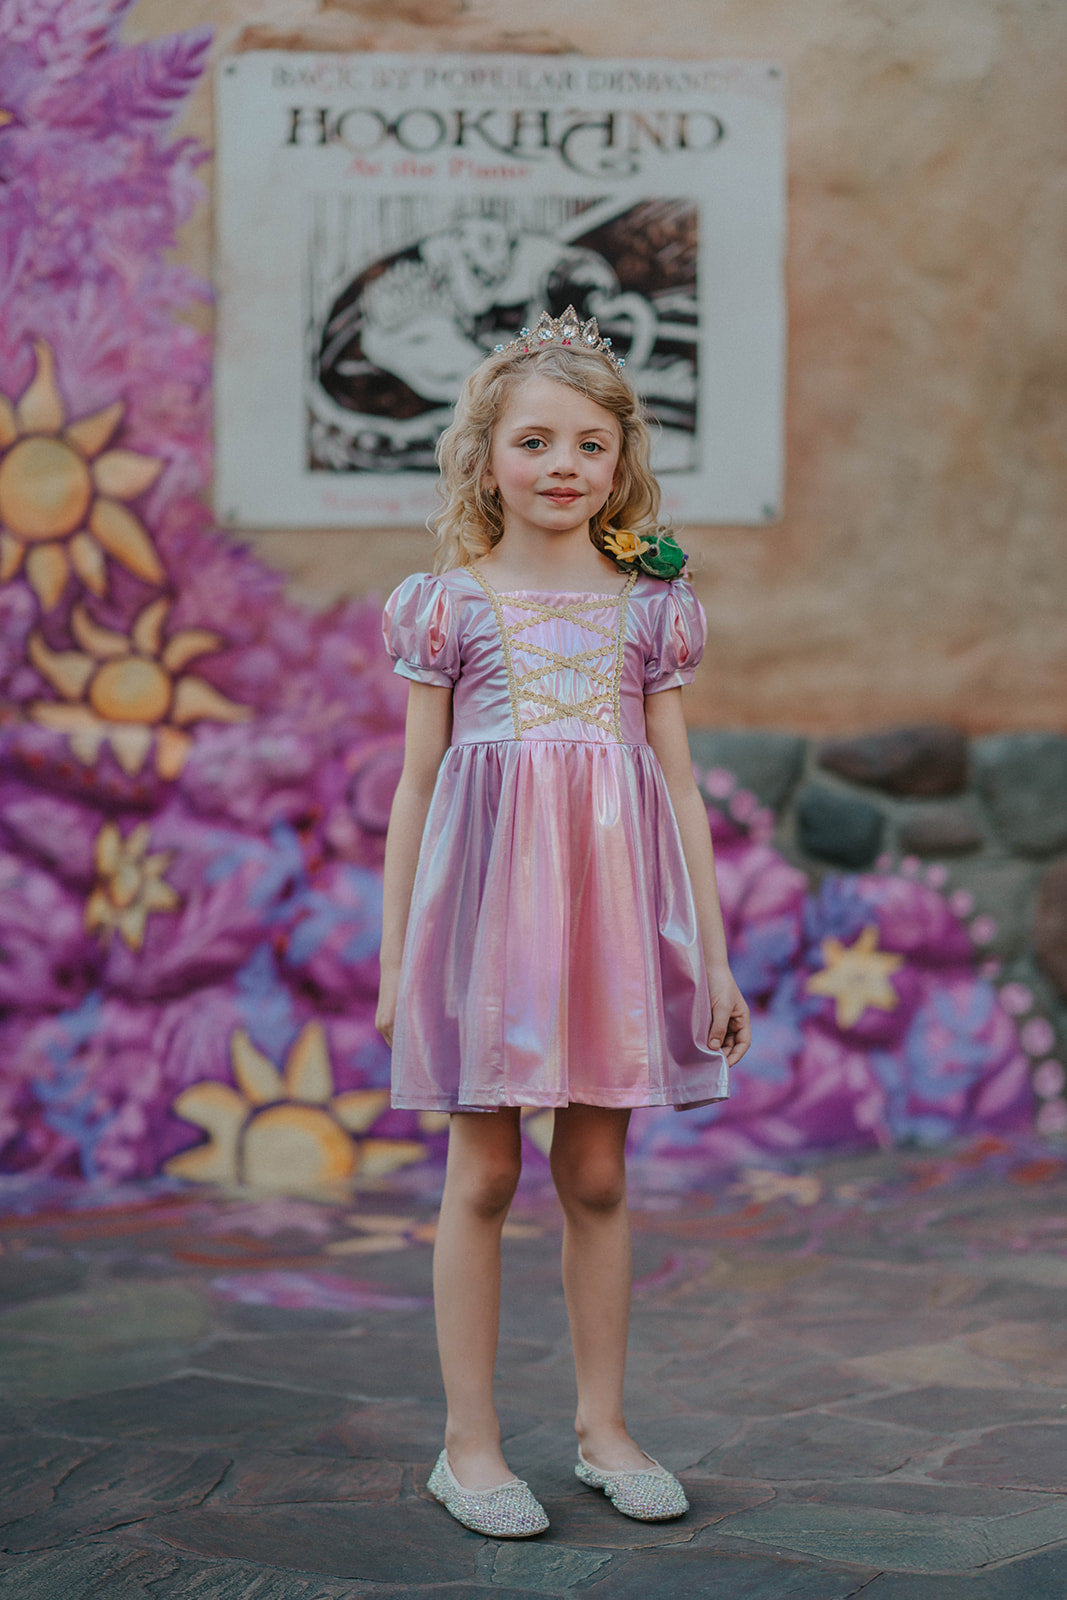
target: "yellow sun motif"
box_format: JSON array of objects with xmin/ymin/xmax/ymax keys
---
[
  {"xmin": 85, "ymin": 821, "xmax": 181, "ymax": 951},
  {"xmin": 27, "ymin": 596, "xmax": 251, "ymax": 779},
  {"xmin": 0, "ymin": 341, "xmax": 166, "ymax": 609},
  {"xmin": 165, "ymin": 1023, "xmax": 426, "ymax": 1196},
  {"xmin": 806, "ymin": 924, "xmax": 904, "ymax": 1030}
]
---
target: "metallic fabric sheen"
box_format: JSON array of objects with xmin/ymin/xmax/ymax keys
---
[{"xmin": 383, "ymin": 568, "xmax": 729, "ymax": 1113}]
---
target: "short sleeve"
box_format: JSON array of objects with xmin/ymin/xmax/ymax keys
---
[
  {"xmin": 642, "ymin": 580, "xmax": 707, "ymax": 693},
  {"xmin": 382, "ymin": 573, "xmax": 460, "ymax": 688}
]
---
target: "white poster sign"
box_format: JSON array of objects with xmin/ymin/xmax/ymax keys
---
[{"xmin": 214, "ymin": 53, "xmax": 785, "ymax": 528}]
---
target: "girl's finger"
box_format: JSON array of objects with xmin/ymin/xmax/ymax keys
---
[
  {"xmin": 726, "ymin": 1006, "xmax": 751, "ymax": 1065},
  {"xmin": 708, "ymin": 998, "xmax": 732, "ymax": 1051}
]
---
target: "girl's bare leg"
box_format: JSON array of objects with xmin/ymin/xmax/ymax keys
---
[
  {"xmin": 550, "ymin": 1104, "xmax": 649, "ymax": 1470},
  {"xmin": 433, "ymin": 1107, "xmax": 523, "ymax": 1488}
]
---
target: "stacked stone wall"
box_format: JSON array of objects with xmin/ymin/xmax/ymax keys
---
[{"xmin": 690, "ymin": 724, "xmax": 1067, "ymax": 1134}]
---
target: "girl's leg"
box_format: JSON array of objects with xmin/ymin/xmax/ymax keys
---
[
  {"xmin": 550, "ymin": 1104, "xmax": 649, "ymax": 1471},
  {"xmin": 433, "ymin": 1107, "xmax": 523, "ymax": 1489}
]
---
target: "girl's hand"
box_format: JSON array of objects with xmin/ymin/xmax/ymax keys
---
[
  {"xmin": 375, "ymin": 967, "xmax": 399, "ymax": 1048},
  {"xmin": 707, "ymin": 969, "xmax": 750, "ymax": 1066}
]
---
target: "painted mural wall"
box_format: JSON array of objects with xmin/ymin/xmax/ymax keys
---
[{"xmin": 0, "ymin": 0, "xmax": 1051, "ymax": 1194}]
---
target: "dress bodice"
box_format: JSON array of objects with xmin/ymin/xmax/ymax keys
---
[{"xmin": 383, "ymin": 565, "xmax": 706, "ymax": 747}]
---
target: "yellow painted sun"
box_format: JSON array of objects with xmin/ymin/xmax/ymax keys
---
[
  {"xmin": 806, "ymin": 924, "xmax": 904, "ymax": 1030},
  {"xmin": 0, "ymin": 341, "xmax": 166, "ymax": 609},
  {"xmin": 165, "ymin": 1023, "xmax": 426, "ymax": 1195},
  {"xmin": 85, "ymin": 820, "xmax": 181, "ymax": 951},
  {"xmin": 28, "ymin": 596, "xmax": 251, "ymax": 779}
]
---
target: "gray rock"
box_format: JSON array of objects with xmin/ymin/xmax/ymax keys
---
[
  {"xmin": 895, "ymin": 803, "xmax": 986, "ymax": 856},
  {"xmin": 818, "ymin": 725, "xmax": 969, "ymax": 797},
  {"xmin": 151, "ymin": 1500, "xmax": 477, "ymax": 1583},
  {"xmin": 688, "ymin": 728, "xmax": 807, "ymax": 809},
  {"xmin": 794, "ymin": 784, "xmax": 885, "ymax": 868},
  {"xmin": 938, "ymin": 860, "xmax": 1038, "ymax": 962},
  {"xmin": 973, "ymin": 733, "xmax": 1067, "ymax": 856},
  {"xmin": 1034, "ymin": 857, "xmax": 1067, "ymax": 1000},
  {"xmin": 0, "ymin": 1443, "xmax": 230, "ymax": 1552}
]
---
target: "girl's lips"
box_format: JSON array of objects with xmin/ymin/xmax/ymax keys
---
[{"xmin": 540, "ymin": 490, "xmax": 582, "ymax": 502}]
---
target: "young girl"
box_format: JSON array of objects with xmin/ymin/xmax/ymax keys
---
[{"xmin": 377, "ymin": 308, "xmax": 750, "ymax": 1538}]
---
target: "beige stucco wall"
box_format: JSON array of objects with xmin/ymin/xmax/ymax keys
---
[{"xmin": 128, "ymin": 0, "xmax": 1067, "ymax": 736}]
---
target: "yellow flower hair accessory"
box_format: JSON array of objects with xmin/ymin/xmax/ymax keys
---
[
  {"xmin": 602, "ymin": 528, "xmax": 650, "ymax": 563},
  {"xmin": 602, "ymin": 527, "xmax": 688, "ymax": 580}
]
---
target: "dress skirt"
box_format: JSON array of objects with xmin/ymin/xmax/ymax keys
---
[{"xmin": 391, "ymin": 738, "xmax": 729, "ymax": 1111}]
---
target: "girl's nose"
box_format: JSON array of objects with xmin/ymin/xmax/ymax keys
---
[{"xmin": 548, "ymin": 446, "xmax": 580, "ymax": 476}]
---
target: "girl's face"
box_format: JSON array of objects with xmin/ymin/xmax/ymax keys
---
[{"xmin": 484, "ymin": 375, "xmax": 621, "ymax": 543}]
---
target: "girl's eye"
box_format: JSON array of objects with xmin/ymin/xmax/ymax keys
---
[
  {"xmin": 519, "ymin": 437, "xmax": 545, "ymax": 451},
  {"xmin": 579, "ymin": 441, "xmax": 604, "ymax": 453}
]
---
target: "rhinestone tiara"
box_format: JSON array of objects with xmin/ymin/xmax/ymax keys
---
[{"xmin": 492, "ymin": 305, "xmax": 624, "ymax": 372}]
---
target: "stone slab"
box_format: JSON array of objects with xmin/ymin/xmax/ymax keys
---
[
  {"xmin": 579, "ymin": 1547, "xmax": 875, "ymax": 1599},
  {"xmin": 490, "ymin": 1541, "xmax": 613, "ymax": 1592},
  {"xmin": 306, "ymin": 1398, "xmax": 448, "ymax": 1462},
  {"xmin": 0, "ymin": 1339, "xmax": 193, "ymax": 1402},
  {"xmin": 193, "ymin": 1332, "xmax": 444, "ymax": 1399},
  {"xmin": 857, "ymin": 1542, "xmax": 1067, "ymax": 1599},
  {"xmin": 818, "ymin": 727, "xmax": 969, "ymax": 798},
  {"xmin": 689, "ymin": 730, "xmax": 808, "ymax": 810},
  {"xmin": 0, "ymin": 1543, "xmax": 387, "ymax": 1600},
  {"xmin": 0, "ymin": 1441, "xmax": 229, "ymax": 1551},
  {"xmin": 798, "ymin": 1481, "xmax": 1061, "ymax": 1519},
  {"xmin": 708, "ymin": 1497, "xmax": 1067, "ymax": 1573},
  {"xmin": 843, "ymin": 1340, "xmax": 1015, "ymax": 1391},
  {"xmin": 0, "ymin": 1282, "xmax": 209, "ymax": 1348},
  {"xmin": 933, "ymin": 1423, "xmax": 1067, "ymax": 1491},
  {"xmin": 0, "ymin": 1434, "xmax": 92, "ymax": 1523},
  {"xmin": 40, "ymin": 1374, "xmax": 342, "ymax": 1447},
  {"xmin": 150, "ymin": 1500, "xmax": 478, "ymax": 1583},
  {"xmin": 665, "ymin": 1360, "xmax": 872, "ymax": 1415},
  {"xmin": 794, "ymin": 782, "xmax": 886, "ymax": 868},
  {"xmin": 208, "ymin": 1452, "xmax": 401, "ymax": 1505},
  {"xmin": 895, "ymin": 802, "xmax": 987, "ymax": 856},
  {"xmin": 973, "ymin": 734, "xmax": 1067, "ymax": 856},
  {"xmin": 704, "ymin": 1412, "xmax": 938, "ymax": 1481},
  {"xmin": 841, "ymin": 1386, "xmax": 1066, "ymax": 1433},
  {"xmin": 0, "ymin": 1255, "xmax": 85, "ymax": 1307},
  {"xmin": 0, "ymin": 1543, "xmax": 180, "ymax": 1600}
]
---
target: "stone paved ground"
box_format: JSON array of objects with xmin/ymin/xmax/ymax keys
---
[{"xmin": 0, "ymin": 1140, "xmax": 1065, "ymax": 1599}]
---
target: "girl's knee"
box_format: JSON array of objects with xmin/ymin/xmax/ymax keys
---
[
  {"xmin": 552, "ymin": 1153, "xmax": 626, "ymax": 1214},
  {"xmin": 452, "ymin": 1153, "xmax": 522, "ymax": 1218}
]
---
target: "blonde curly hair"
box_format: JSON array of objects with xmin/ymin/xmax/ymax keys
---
[{"xmin": 429, "ymin": 342, "xmax": 664, "ymax": 574}]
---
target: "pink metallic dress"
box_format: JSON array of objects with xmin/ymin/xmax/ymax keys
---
[{"xmin": 382, "ymin": 565, "xmax": 729, "ymax": 1112}]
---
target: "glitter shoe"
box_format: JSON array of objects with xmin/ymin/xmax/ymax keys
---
[
  {"xmin": 427, "ymin": 1450, "xmax": 549, "ymax": 1537},
  {"xmin": 574, "ymin": 1447, "xmax": 689, "ymax": 1520}
]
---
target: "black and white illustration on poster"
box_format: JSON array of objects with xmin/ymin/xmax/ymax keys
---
[
  {"xmin": 215, "ymin": 54, "xmax": 785, "ymax": 527},
  {"xmin": 308, "ymin": 194, "xmax": 699, "ymax": 476}
]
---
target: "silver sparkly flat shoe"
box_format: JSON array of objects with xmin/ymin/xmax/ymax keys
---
[
  {"xmin": 427, "ymin": 1449, "xmax": 549, "ymax": 1537},
  {"xmin": 574, "ymin": 1447, "xmax": 689, "ymax": 1520}
]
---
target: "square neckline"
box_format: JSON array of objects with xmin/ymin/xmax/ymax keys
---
[{"xmin": 463, "ymin": 563, "xmax": 636, "ymax": 602}]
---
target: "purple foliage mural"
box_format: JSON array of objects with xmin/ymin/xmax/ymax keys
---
[{"xmin": 0, "ymin": 0, "xmax": 1036, "ymax": 1194}]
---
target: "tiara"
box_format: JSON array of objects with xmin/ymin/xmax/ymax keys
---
[{"xmin": 492, "ymin": 305, "xmax": 624, "ymax": 372}]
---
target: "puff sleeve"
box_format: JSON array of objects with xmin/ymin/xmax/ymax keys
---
[
  {"xmin": 382, "ymin": 573, "xmax": 461, "ymax": 688},
  {"xmin": 642, "ymin": 579, "xmax": 707, "ymax": 693}
]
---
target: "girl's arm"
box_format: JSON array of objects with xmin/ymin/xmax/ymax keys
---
[
  {"xmin": 644, "ymin": 687, "xmax": 751, "ymax": 1066},
  {"xmin": 375, "ymin": 680, "xmax": 454, "ymax": 1046}
]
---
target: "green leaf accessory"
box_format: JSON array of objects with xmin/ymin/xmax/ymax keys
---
[{"xmin": 602, "ymin": 527, "xmax": 688, "ymax": 580}]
